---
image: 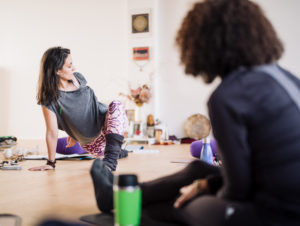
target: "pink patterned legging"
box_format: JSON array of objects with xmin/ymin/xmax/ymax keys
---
[{"xmin": 82, "ymin": 100, "xmax": 128, "ymax": 157}]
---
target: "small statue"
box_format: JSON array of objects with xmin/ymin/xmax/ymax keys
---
[{"xmin": 147, "ymin": 114, "xmax": 155, "ymax": 126}]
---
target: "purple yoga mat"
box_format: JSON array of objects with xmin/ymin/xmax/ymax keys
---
[
  {"xmin": 56, "ymin": 137, "xmax": 88, "ymax": 155},
  {"xmin": 190, "ymin": 139, "xmax": 218, "ymax": 158}
]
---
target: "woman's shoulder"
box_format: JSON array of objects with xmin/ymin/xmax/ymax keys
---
[
  {"xmin": 209, "ymin": 69, "xmax": 246, "ymax": 104},
  {"xmin": 208, "ymin": 66, "xmax": 265, "ymax": 109},
  {"xmin": 41, "ymin": 102, "xmax": 57, "ymax": 114},
  {"xmin": 73, "ymin": 72, "xmax": 87, "ymax": 86},
  {"xmin": 209, "ymin": 63, "xmax": 299, "ymax": 111},
  {"xmin": 211, "ymin": 65, "xmax": 274, "ymax": 99}
]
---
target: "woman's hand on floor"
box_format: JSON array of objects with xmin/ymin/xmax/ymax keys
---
[
  {"xmin": 28, "ymin": 165, "xmax": 54, "ymax": 171},
  {"xmin": 174, "ymin": 179, "xmax": 208, "ymax": 208},
  {"xmin": 66, "ymin": 136, "xmax": 77, "ymax": 148}
]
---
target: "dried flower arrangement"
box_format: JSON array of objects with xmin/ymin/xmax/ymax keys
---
[{"xmin": 120, "ymin": 84, "xmax": 151, "ymax": 107}]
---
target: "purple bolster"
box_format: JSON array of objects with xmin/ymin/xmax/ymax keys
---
[{"xmin": 56, "ymin": 137, "xmax": 88, "ymax": 155}]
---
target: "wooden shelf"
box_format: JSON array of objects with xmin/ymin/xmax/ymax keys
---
[{"xmin": 125, "ymin": 137, "xmax": 156, "ymax": 145}]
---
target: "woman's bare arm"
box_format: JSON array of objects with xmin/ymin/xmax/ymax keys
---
[{"xmin": 29, "ymin": 106, "xmax": 58, "ymax": 171}]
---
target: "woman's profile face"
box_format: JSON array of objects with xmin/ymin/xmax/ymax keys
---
[{"xmin": 57, "ymin": 54, "xmax": 75, "ymax": 80}]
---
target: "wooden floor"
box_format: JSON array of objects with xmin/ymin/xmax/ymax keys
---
[{"xmin": 0, "ymin": 140, "xmax": 193, "ymax": 226}]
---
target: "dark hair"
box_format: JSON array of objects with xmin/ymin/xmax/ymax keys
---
[
  {"xmin": 176, "ymin": 0, "xmax": 284, "ymax": 83},
  {"xmin": 37, "ymin": 47, "xmax": 70, "ymax": 105}
]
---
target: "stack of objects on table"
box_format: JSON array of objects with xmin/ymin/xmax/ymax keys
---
[{"xmin": 0, "ymin": 136, "xmax": 17, "ymax": 148}]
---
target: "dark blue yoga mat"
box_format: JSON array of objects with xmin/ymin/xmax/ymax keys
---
[{"xmin": 80, "ymin": 213, "xmax": 181, "ymax": 226}]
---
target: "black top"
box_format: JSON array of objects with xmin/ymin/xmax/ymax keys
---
[{"xmin": 208, "ymin": 64, "xmax": 300, "ymax": 224}]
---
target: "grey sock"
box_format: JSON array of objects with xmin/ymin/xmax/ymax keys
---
[
  {"xmin": 90, "ymin": 159, "xmax": 114, "ymax": 213},
  {"xmin": 103, "ymin": 133, "xmax": 124, "ymax": 171},
  {"xmin": 118, "ymin": 149, "xmax": 129, "ymax": 159}
]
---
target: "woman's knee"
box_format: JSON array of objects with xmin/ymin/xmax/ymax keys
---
[
  {"xmin": 105, "ymin": 100, "xmax": 128, "ymax": 134},
  {"xmin": 186, "ymin": 159, "xmax": 211, "ymax": 171},
  {"xmin": 181, "ymin": 196, "xmax": 226, "ymax": 226},
  {"xmin": 108, "ymin": 100, "xmax": 126, "ymax": 116},
  {"xmin": 109, "ymin": 100, "xmax": 124, "ymax": 109},
  {"xmin": 184, "ymin": 160, "xmax": 220, "ymax": 178},
  {"xmin": 182, "ymin": 196, "xmax": 262, "ymax": 226}
]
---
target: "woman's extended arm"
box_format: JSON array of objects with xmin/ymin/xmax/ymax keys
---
[
  {"xmin": 29, "ymin": 107, "xmax": 58, "ymax": 171},
  {"xmin": 43, "ymin": 106, "xmax": 58, "ymax": 161}
]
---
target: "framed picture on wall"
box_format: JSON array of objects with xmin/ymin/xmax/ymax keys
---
[
  {"xmin": 130, "ymin": 8, "xmax": 152, "ymax": 38},
  {"xmin": 132, "ymin": 13, "xmax": 149, "ymax": 33},
  {"xmin": 132, "ymin": 47, "xmax": 149, "ymax": 61}
]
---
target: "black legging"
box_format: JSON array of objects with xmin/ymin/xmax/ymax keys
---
[{"xmin": 141, "ymin": 160, "xmax": 263, "ymax": 226}]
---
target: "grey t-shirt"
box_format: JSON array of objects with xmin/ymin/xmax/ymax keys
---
[{"xmin": 44, "ymin": 72, "xmax": 108, "ymax": 146}]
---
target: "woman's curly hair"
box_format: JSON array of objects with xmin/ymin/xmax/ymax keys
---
[{"xmin": 176, "ymin": 0, "xmax": 284, "ymax": 83}]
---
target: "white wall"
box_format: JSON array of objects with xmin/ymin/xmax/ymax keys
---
[
  {"xmin": 153, "ymin": 0, "xmax": 300, "ymax": 138},
  {"xmin": 0, "ymin": 0, "xmax": 299, "ymax": 139},
  {"xmin": 154, "ymin": 0, "xmax": 220, "ymax": 138},
  {"xmin": 124, "ymin": 0, "xmax": 155, "ymax": 119},
  {"xmin": 0, "ymin": 0, "xmax": 128, "ymax": 138},
  {"xmin": 253, "ymin": 0, "xmax": 300, "ymax": 75}
]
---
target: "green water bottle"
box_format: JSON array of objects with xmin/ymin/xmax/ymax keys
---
[{"xmin": 113, "ymin": 174, "xmax": 142, "ymax": 226}]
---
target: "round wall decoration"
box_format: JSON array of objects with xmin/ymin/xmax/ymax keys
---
[{"xmin": 184, "ymin": 114, "xmax": 211, "ymax": 140}]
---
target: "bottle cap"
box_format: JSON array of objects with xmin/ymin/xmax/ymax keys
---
[
  {"xmin": 202, "ymin": 138, "xmax": 210, "ymax": 143},
  {"xmin": 115, "ymin": 174, "xmax": 138, "ymax": 187}
]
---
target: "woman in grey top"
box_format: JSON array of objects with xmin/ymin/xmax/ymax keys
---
[{"xmin": 29, "ymin": 47, "xmax": 127, "ymax": 171}]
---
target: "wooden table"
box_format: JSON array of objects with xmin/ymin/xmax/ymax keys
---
[{"xmin": 0, "ymin": 140, "xmax": 193, "ymax": 226}]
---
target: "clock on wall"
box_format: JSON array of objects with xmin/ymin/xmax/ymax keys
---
[{"xmin": 132, "ymin": 13, "xmax": 149, "ymax": 33}]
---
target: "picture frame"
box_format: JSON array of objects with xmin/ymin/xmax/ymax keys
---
[
  {"xmin": 132, "ymin": 13, "xmax": 149, "ymax": 34},
  {"xmin": 132, "ymin": 47, "xmax": 149, "ymax": 61},
  {"xmin": 130, "ymin": 8, "xmax": 152, "ymax": 38}
]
